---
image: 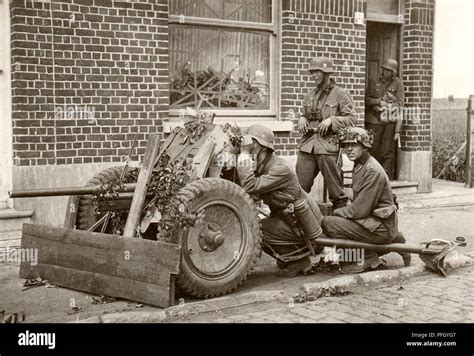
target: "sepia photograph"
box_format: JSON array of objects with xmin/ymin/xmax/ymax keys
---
[{"xmin": 0, "ymin": 0, "xmax": 473, "ymax": 352}]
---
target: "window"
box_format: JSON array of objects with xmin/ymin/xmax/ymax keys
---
[{"xmin": 169, "ymin": 0, "xmax": 278, "ymax": 115}]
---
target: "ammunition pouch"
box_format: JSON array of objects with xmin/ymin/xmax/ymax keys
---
[
  {"xmin": 372, "ymin": 204, "xmax": 397, "ymax": 219},
  {"xmin": 372, "ymin": 204, "xmax": 398, "ymax": 239}
]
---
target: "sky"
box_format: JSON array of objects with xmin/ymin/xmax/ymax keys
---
[{"xmin": 433, "ymin": 0, "xmax": 474, "ymax": 98}]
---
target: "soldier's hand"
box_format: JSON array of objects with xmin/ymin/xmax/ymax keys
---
[
  {"xmin": 319, "ymin": 118, "xmax": 332, "ymax": 136},
  {"xmin": 298, "ymin": 116, "xmax": 310, "ymax": 134},
  {"xmin": 240, "ymin": 135, "xmax": 253, "ymax": 154},
  {"xmin": 393, "ymin": 132, "xmax": 400, "ymax": 141},
  {"xmin": 332, "ymin": 208, "xmax": 345, "ymax": 218}
]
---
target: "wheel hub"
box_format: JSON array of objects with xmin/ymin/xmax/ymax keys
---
[
  {"xmin": 198, "ymin": 223, "xmax": 225, "ymax": 252},
  {"xmin": 184, "ymin": 202, "xmax": 245, "ymax": 276}
]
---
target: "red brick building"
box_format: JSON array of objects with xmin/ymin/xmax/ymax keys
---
[{"xmin": 0, "ymin": 0, "xmax": 435, "ymax": 227}]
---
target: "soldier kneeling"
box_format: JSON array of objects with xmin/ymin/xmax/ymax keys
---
[
  {"xmin": 321, "ymin": 127, "xmax": 411, "ymax": 273},
  {"xmin": 236, "ymin": 125, "xmax": 324, "ymax": 278}
]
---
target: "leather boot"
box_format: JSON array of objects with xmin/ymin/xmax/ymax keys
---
[
  {"xmin": 276, "ymin": 260, "xmax": 288, "ymax": 269},
  {"xmin": 341, "ymin": 250, "xmax": 386, "ymax": 274},
  {"xmin": 393, "ymin": 232, "xmax": 411, "ymax": 267},
  {"xmin": 278, "ymin": 257, "xmax": 312, "ymax": 278}
]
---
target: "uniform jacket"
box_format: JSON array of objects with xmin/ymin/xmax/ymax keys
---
[
  {"xmin": 237, "ymin": 152, "xmax": 304, "ymax": 212},
  {"xmin": 334, "ymin": 151, "xmax": 398, "ymax": 238},
  {"xmin": 298, "ymin": 85, "xmax": 357, "ymax": 154},
  {"xmin": 365, "ymin": 76, "xmax": 405, "ymax": 128}
]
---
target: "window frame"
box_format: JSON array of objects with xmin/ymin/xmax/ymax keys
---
[{"xmin": 168, "ymin": 0, "xmax": 280, "ymax": 119}]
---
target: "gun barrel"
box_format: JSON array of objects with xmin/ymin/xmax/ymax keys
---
[{"xmin": 9, "ymin": 183, "xmax": 137, "ymax": 198}]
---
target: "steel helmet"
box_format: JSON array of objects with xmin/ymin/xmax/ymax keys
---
[
  {"xmin": 308, "ymin": 56, "xmax": 334, "ymax": 74},
  {"xmin": 381, "ymin": 58, "xmax": 398, "ymax": 74},
  {"xmin": 244, "ymin": 124, "xmax": 275, "ymax": 151},
  {"xmin": 338, "ymin": 127, "xmax": 373, "ymax": 148}
]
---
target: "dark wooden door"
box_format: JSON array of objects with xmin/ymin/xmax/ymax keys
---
[{"xmin": 366, "ymin": 22, "xmax": 400, "ymax": 87}]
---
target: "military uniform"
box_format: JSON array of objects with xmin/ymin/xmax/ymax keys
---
[
  {"xmin": 237, "ymin": 150, "xmax": 323, "ymax": 261},
  {"xmin": 296, "ymin": 82, "xmax": 357, "ymax": 207},
  {"xmin": 322, "ymin": 150, "xmax": 398, "ymax": 245},
  {"xmin": 365, "ymin": 74, "xmax": 405, "ymax": 180}
]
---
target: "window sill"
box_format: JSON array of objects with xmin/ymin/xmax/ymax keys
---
[{"xmin": 163, "ymin": 117, "xmax": 294, "ymax": 133}]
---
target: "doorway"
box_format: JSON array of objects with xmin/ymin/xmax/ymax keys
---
[{"xmin": 365, "ymin": 21, "xmax": 402, "ymax": 180}]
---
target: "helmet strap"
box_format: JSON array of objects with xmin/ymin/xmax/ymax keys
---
[
  {"xmin": 316, "ymin": 75, "xmax": 334, "ymax": 94},
  {"xmin": 322, "ymin": 74, "xmax": 332, "ymax": 87},
  {"xmin": 255, "ymin": 149, "xmax": 273, "ymax": 176}
]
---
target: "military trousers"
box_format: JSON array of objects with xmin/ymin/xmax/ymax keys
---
[
  {"xmin": 296, "ymin": 151, "xmax": 347, "ymax": 208},
  {"xmin": 365, "ymin": 122, "xmax": 396, "ymax": 180},
  {"xmin": 321, "ymin": 216, "xmax": 395, "ymax": 261},
  {"xmin": 260, "ymin": 198, "xmax": 323, "ymax": 262},
  {"xmin": 322, "ymin": 216, "xmax": 394, "ymax": 244}
]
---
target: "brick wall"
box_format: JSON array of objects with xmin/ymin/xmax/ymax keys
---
[
  {"xmin": 401, "ymin": 0, "xmax": 435, "ymax": 152},
  {"xmin": 276, "ymin": 0, "xmax": 367, "ymax": 156},
  {"xmin": 10, "ymin": 0, "xmax": 434, "ymax": 161},
  {"xmin": 10, "ymin": 0, "xmax": 169, "ymax": 166}
]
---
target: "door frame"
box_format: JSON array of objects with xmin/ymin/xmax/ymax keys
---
[{"xmin": 0, "ymin": 0, "xmax": 13, "ymax": 208}]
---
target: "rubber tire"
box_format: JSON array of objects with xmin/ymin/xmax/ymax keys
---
[
  {"xmin": 176, "ymin": 178, "xmax": 262, "ymax": 298},
  {"xmin": 76, "ymin": 166, "xmax": 125, "ymax": 232}
]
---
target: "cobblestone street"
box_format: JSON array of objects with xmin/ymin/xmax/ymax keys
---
[{"xmin": 169, "ymin": 265, "xmax": 474, "ymax": 323}]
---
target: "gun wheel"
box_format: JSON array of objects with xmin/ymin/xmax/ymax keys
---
[{"xmin": 176, "ymin": 178, "xmax": 262, "ymax": 298}]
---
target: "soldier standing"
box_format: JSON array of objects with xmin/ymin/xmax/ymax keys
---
[
  {"xmin": 321, "ymin": 127, "xmax": 410, "ymax": 273},
  {"xmin": 365, "ymin": 58, "xmax": 405, "ymax": 180},
  {"xmin": 296, "ymin": 56, "xmax": 357, "ymax": 210}
]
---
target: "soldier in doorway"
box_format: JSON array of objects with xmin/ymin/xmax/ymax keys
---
[{"xmin": 365, "ymin": 58, "xmax": 405, "ymax": 180}]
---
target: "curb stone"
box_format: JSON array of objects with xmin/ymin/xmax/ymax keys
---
[
  {"xmin": 76, "ymin": 291, "xmax": 287, "ymax": 323},
  {"xmin": 298, "ymin": 265, "xmax": 427, "ymax": 297},
  {"xmin": 165, "ymin": 290, "xmax": 288, "ymax": 320},
  {"xmin": 101, "ymin": 310, "xmax": 168, "ymax": 323},
  {"xmin": 357, "ymin": 265, "xmax": 427, "ymax": 285},
  {"xmin": 76, "ymin": 261, "xmax": 473, "ymax": 323},
  {"xmin": 76, "ymin": 310, "xmax": 168, "ymax": 323},
  {"xmin": 299, "ymin": 275, "xmax": 358, "ymax": 295},
  {"xmin": 72, "ymin": 316, "xmax": 102, "ymax": 323}
]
